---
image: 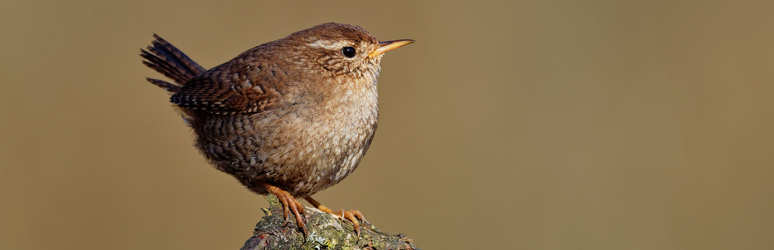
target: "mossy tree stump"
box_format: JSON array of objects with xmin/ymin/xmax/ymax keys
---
[{"xmin": 239, "ymin": 195, "xmax": 419, "ymax": 250}]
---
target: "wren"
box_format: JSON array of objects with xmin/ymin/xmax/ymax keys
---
[{"xmin": 140, "ymin": 23, "xmax": 413, "ymax": 236}]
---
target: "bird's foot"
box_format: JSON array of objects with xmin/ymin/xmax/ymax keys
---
[
  {"xmin": 304, "ymin": 197, "xmax": 368, "ymax": 237},
  {"xmin": 261, "ymin": 183, "xmax": 307, "ymax": 236}
]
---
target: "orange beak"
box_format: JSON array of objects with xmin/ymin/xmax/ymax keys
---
[{"xmin": 368, "ymin": 39, "xmax": 415, "ymax": 58}]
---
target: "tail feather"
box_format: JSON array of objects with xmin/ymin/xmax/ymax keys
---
[
  {"xmin": 141, "ymin": 34, "xmax": 205, "ymax": 93},
  {"xmin": 146, "ymin": 77, "xmax": 182, "ymax": 93}
]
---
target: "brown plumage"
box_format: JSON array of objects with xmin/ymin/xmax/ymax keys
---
[{"xmin": 140, "ymin": 23, "xmax": 413, "ymax": 236}]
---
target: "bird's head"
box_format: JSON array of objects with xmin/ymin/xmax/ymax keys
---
[{"xmin": 285, "ymin": 23, "xmax": 413, "ymax": 83}]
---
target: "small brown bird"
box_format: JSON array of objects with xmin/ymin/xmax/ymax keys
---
[{"xmin": 140, "ymin": 23, "xmax": 413, "ymax": 236}]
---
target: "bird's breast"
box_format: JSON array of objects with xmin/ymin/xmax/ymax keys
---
[{"xmin": 282, "ymin": 84, "xmax": 379, "ymax": 193}]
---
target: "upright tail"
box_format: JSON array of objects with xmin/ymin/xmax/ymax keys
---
[{"xmin": 141, "ymin": 34, "xmax": 205, "ymax": 93}]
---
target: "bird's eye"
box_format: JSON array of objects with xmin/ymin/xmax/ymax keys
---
[{"xmin": 342, "ymin": 47, "xmax": 357, "ymax": 58}]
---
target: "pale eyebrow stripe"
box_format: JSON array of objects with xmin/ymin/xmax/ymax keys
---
[{"xmin": 307, "ymin": 40, "xmax": 340, "ymax": 50}]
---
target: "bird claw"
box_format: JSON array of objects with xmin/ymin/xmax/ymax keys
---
[
  {"xmin": 342, "ymin": 209, "xmax": 367, "ymax": 237},
  {"xmin": 323, "ymin": 208, "xmax": 366, "ymax": 237},
  {"xmin": 303, "ymin": 197, "xmax": 366, "ymax": 237},
  {"xmin": 262, "ymin": 183, "xmax": 307, "ymax": 236}
]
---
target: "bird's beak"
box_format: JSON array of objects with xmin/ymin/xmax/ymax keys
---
[{"xmin": 369, "ymin": 39, "xmax": 415, "ymax": 58}]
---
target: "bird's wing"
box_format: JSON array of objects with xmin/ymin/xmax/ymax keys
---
[{"xmin": 170, "ymin": 62, "xmax": 281, "ymax": 115}]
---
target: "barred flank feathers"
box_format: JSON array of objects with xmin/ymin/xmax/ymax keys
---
[{"xmin": 141, "ymin": 34, "xmax": 205, "ymax": 93}]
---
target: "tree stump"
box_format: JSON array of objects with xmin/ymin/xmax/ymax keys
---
[{"xmin": 239, "ymin": 195, "xmax": 420, "ymax": 250}]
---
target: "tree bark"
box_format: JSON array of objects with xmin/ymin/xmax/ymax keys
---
[{"xmin": 239, "ymin": 195, "xmax": 420, "ymax": 250}]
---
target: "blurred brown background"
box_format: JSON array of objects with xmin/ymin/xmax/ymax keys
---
[{"xmin": 2, "ymin": 0, "xmax": 774, "ymax": 249}]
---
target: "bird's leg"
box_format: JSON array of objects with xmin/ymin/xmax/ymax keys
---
[
  {"xmin": 304, "ymin": 196, "xmax": 367, "ymax": 237},
  {"xmin": 260, "ymin": 183, "xmax": 307, "ymax": 236}
]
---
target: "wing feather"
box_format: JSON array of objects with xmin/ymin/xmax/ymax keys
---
[{"xmin": 171, "ymin": 60, "xmax": 281, "ymax": 114}]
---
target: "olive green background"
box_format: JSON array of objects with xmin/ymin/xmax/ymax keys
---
[{"xmin": 2, "ymin": 1, "xmax": 773, "ymax": 249}]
